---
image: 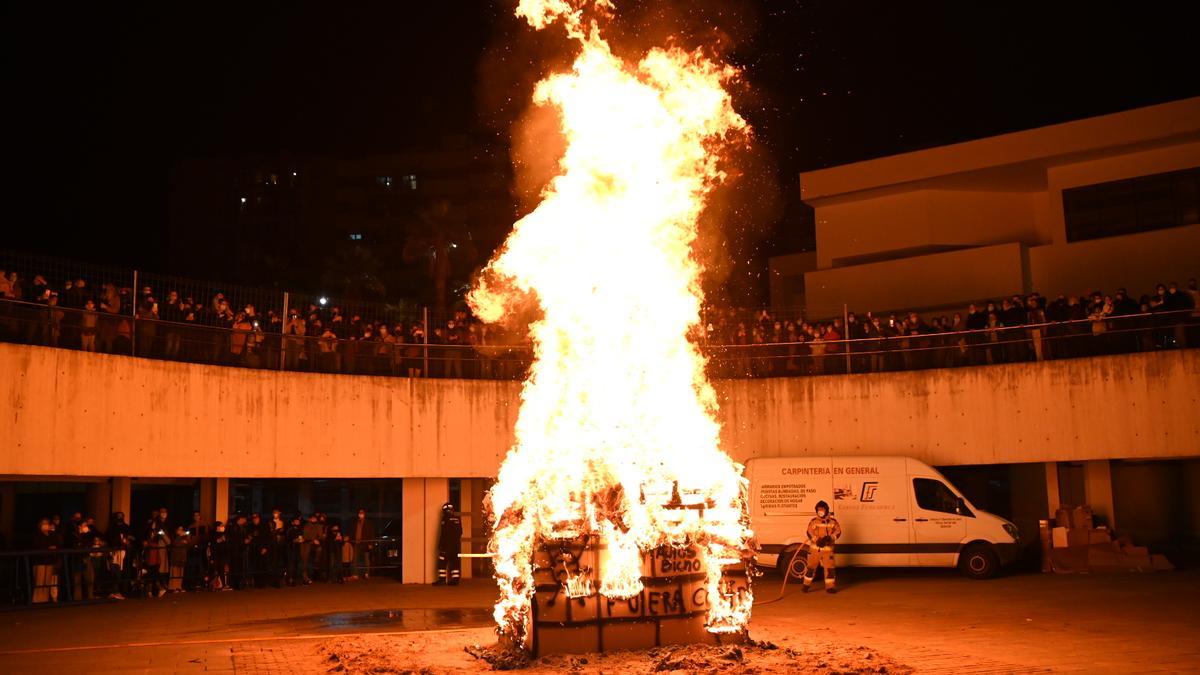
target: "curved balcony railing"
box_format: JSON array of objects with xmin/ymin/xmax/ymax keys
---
[{"xmin": 2, "ymin": 297, "xmax": 1196, "ymax": 379}]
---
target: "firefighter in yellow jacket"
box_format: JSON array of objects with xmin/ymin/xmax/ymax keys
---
[{"xmin": 803, "ymin": 500, "xmax": 842, "ymax": 594}]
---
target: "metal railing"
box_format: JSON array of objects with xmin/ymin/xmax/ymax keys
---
[
  {"xmin": 704, "ymin": 309, "xmax": 1199, "ymax": 377},
  {"xmin": 0, "ymin": 547, "xmax": 120, "ymax": 607},
  {"xmin": 1, "ymin": 297, "xmax": 1196, "ymax": 379},
  {"xmin": 0, "ymin": 536, "xmax": 408, "ymax": 607}
]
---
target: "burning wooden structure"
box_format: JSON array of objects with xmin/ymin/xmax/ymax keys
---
[
  {"xmin": 520, "ymin": 537, "xmax": 750, "ymax": 656},
  {"xmin": 470, "ymin": 0, "xmax": 758, "ymax": 653}
]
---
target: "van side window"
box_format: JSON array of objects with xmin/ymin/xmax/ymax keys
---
[{"xmin": 913, "ymin": 478, "xmax": 963, "ymax": 515}]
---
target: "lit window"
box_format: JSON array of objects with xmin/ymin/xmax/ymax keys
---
[
  {"xmin": 377, "ymin": 176, "xmax": 393, "ymax": 188},
  {"xmin": 349, "ymin": 233, "xmax": 363, "ymax": 241},
  {"xmin": 240, "ymin": 196, "xmax": 247, "ymax": 203},
  {"xmin": 403, "ymin": 174, "xmax": 418, "ymax": 190}
]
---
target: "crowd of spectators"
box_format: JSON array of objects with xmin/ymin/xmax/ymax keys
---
[
  {"xmin": 0, "ymin": 269, "xmax": 530, "ymax": 378},
  {"xmin": 704, "ymin": 280, "xmax": 1198, "ymax": 376},
  {"xmin": 1, "ymin": 265, "xmax": 1197, "ymax": 379},
  {"xmin": 22, "ymin": 506, "xmax": 387, "ymax": 604}
]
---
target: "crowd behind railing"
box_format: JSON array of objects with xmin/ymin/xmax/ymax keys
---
[
  {"xmin": 1, "ymin": 254, "xmax": 1197, "ymax": 380},
  {"xmin": 706, "ymin": 280, "xmax": 1199, "ymax": 376},
  {"xmin": 1, "ymin": 506, "xmax": 396, "ymax": 606}
]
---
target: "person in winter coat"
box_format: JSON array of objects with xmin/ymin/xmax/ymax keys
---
[
  {"xmin": 168, "ymin": 526, "xmax": 190, "ymax": 592},
  {"xmin": 348, "ymin": 508, "xmax": 377, "ymax": 580},
  {"xmin": 144, "ymin": 526, "xmax": 171, "ymax": 598},
  {"xmin": 286, "ymin": 516, "xmax": 305, "ymax": 586},
  {"xmin": 209, "ymin": 521, "xmax": 231, "ymax": 591},
  {"xmin": 300, "ymin": 515, "xmax": 324, "ymax": 584},
  {"xmin": 32, "ymin": 518, "xmax": 62, "ymax": 603}
]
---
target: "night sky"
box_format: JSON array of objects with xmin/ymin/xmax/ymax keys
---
[{"xmin": 7, "ymin": 1, "xmax": 1198, "ymax": 298}]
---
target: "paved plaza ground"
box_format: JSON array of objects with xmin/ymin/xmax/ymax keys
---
[{"xmin": 0, "ymin": 568, "xmax": 1197, "ymax": 673}]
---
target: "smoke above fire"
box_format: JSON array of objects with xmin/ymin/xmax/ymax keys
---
[{"xmin": 470, "ymin": 0, "xmax": 755, "ymax": 643}]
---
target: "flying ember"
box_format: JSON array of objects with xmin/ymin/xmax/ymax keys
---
[{"xmin": 469, "ymin": 0, "xmax": 755, "ymax": 649}]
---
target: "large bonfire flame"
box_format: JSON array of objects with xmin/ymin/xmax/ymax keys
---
[{"xmin": 470, "ymin": 0, "xmax": 754, "ymax": 643}]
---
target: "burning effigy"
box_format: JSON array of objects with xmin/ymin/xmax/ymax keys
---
[{"xmin": 469, "ymin": 0, "xmax": 754, "ymax": 655}]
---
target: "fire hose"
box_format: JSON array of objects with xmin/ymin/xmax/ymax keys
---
[{"xmin": 752, "ymin": 544, "xmax": 805, "ymax": 606}]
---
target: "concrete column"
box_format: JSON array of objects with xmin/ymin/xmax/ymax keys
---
[
  {"xmin": 459, "ymin": 479, "xmax": 474, "ymax": 580},
  {"xmin": 297, "ymin": 481, "xmax": 313, "ymax": 516},
  {"xmin": 402, "ymin": 478, "xmax": 449, "ymax": 584},
  {"xmin": 0, "ymin": 484, "xmax": 15, "ymax": 549},
  {"xmin": 111, "ymin": 477, "xmax": 132, "ymax": 521},
  {"xmin": 86, "ymin": 481, "xmax": 113, "ymax": 532},
  {"xmin": 199, "ymin": 478, "xmax": 230, "ymax": 525},
  {"xmin": 1084, "ymin": 460, "xmax": 1116, "ymax": 529},
  {"xmin": 1044, "ymin": 462, "xmax": 1062, "ymax": 518}
]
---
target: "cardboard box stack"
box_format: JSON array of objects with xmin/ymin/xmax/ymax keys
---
[{"xmin": 1047, "ymin": 504, "xmax": 1174, "ymax": 573}]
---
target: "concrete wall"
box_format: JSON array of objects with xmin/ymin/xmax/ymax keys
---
[
  {"xmin": 767, "ymin": 251, "xmax": 818, "ymax": 310},
  {"xmin": 0, "ymin": 343, "xmax": 516, "ymax": 479},
  {"xmin": 1028, "ymin": 224, "xmax": 1200, "ymax": 296},
  {"xmin": 803, "ymin": 243, "xmax": 1025, "ymax": 320},
  {"xmin": 3, "ymin": 342, "xmax": 1198, "ymax": 478},
  {"xmin": 717, "ymin": 350, "xmax": 1199, "ymax": 467},
  {"xmin": 813, "ymin": 190, "xmax": 1040, "ymax": 269},
  {"xmin": 799, "ymin": 98, "xmax": 1200, "ymax": 202}
]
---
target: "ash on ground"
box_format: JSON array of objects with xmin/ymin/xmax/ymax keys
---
[
  {"xmin": 316, "ymin": 628, "xmax": 910, "ymax": 674},
  {"xmin": 513, "ymin": 639, "xmax": 910, "ymax": 674}
]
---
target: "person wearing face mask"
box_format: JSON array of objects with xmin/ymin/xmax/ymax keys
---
[
  {"xmin": 144, "ymin": 524, "xmax": 171, "ymax": 598},
  {"xmin": 32, "ymin": 518, "xmax": 62, "ymax": 603},
  {"xmin": 349, "ymin": 508, "xmax": 376, "ymax": 580},
  {"xmin": 802, "ymin": 500, "xmax": 842, "ymax": 594},
  {"xmin": 168, "ymin": 526, "xmax": 190, "ymax": 592},
  {"xmin": 73, "ymin": 520, "xmax": 102, "ymax": 600}
]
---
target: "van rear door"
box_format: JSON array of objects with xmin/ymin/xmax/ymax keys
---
[{"xmin": 832, "ymin": 457, "xmax": 911, "ymax": 566}]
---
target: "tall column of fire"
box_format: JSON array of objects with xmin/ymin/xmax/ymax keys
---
[{"xmin": 470, "ymin": 0, "xmax": 754, "ymax": 644}]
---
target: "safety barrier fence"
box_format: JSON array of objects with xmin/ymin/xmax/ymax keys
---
[
  {"xmin": 0, "ymin": 537, "xmax": 405, "ymax": 608},
  {"xmin": 1, "ymin": 297, "xmax": 1196, "ymax": 379}
]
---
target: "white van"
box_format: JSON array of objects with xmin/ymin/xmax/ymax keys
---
[{"xmin": 747, "ymin": 456, "xmax": 1020, "ymax": 579}]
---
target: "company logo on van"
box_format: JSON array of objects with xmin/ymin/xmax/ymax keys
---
[{"xmin": 860, "ymin": 482, "xmax": 879, "ymax": 502}]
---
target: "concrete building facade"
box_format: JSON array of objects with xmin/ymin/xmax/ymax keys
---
[
  {"xmin": 771, "ymin": 98, "xmax": 1200, "ymax": 319},
  {"xmin": 3, "ymin": 340, "xmax": 1199, "ymax": 570}
]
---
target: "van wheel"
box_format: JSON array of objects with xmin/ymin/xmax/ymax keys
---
[
  {"xmin": 959, "ymin": 543, "xmax": 999, "ymax": 579},
  {"xmin": 781, "ymin": 545, "xmax": 807, "ymax": 582}
]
